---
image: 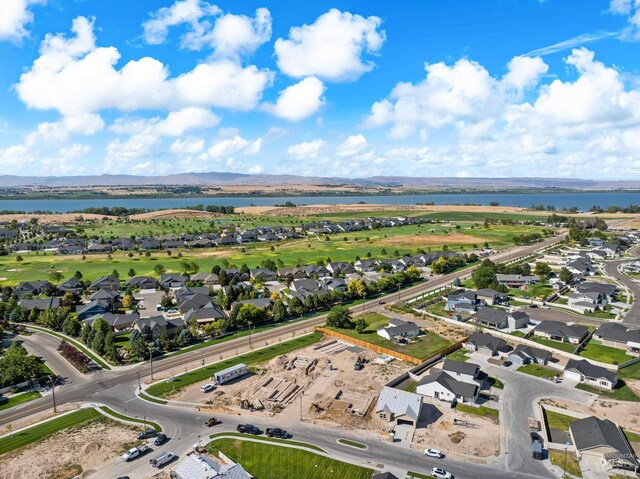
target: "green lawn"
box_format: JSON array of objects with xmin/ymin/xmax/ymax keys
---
[
  {"xmin": 447, "ymin": 349, "xmax": 470, "ymax": 362},
  {"xmin": 0, "ymin": 408, "xmax": 102, "ymax": 455},
  {"xmin": 529, "ymin": 336, "xmax": 577, "ymax": 353},
  {"xmin": 624, "ymin": 429, "xmax": 640, "ymax": 443},
  {"xmin": 518, "ymin": 364, "xmax": 560, "ymax": 378},
  {"xmin": 0, "ymin": 390, "xmax": 41, "ymax": 411},
  {"xmin": 145, "ymin": 333, "xmax": 323, "ymax": 398},
  {"xmin": 455, "ymin": 403, "xmax": 499, "ymax": 422},
  {"xmin": 543, "ymin": 408, "xmax": 576, "ymax": 432},
  {"xmin": 208, "ymin": 432, "xmax": 326, "ymax": 453},
  {"xmin": 580, "ymin": 340, "xmax": 633, "ymax": 365},
  {"xmin": 550, "ymin": 449, "xmax": 583, "ymax": 478},
  {"xmin": 404, "ymin": 380, "xmax": 417, "ymax": 393},
  {"xmin": 576, "ymin": 381, "xmax": 640, "ymax": 402},
  {"xmin": 487, "ymin": 377, "xmax": 504, "ymax": 389},
  {"xmin": 337, "ymin": 438, "xmax": 367, "ymax": 449},
  {"xmin": 98, "ymin": 406, "xmax": 162, "ymax": 431},
  {"xmin": 619, "ymin": 361, "xmax": 640, "ymax": 380},
  {"xmin": 509, "ymin": 284, "xmax": 554, "ymax": 300},
  {"xmin": 207, "ymin": 438, "xmax": 373, "ymax": 479},
  {"xmin": 325, "ymin": 312, "xmax": 452, "ymax": 361}
]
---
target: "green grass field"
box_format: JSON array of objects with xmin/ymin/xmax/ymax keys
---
[
  {"xmin": 0, "ymin": 390, "xmax": 41, "ymax": 411},
  {"xmin": 619, "ymin": 361, "xmax": 640, "ymax": 380},
  {"xmin": 0, "ymin": 408, "xmax": 101, "ymax": 455},
  {"xmin": 0, "ymin": 220, "xmax": 547, "ymax": 285},
  {"xmin": 455, "ymin": 403, "xmax": 500, "ymax": 422},
  {"xmin": 98, "ymin": 406, "xmax": 162, "ymax": 431},
  {"xmin": 207, "ymin": 438, "xmax": 373, "ymax": 479},
  {"xmin": 543, "ymin": 408, "xmax": 576, "ymax": 432},
  {"xmin": 579, "ymin": 340, "xmax": 633, "ymax": 365},
  {"xmin": 576, "ymin": 381, "xmax": 640, "ymax": 402},
  {"xmin": 549, "ymin": 449, "xmax": 583, "ymax": 478},
  {"xmin": 509, "ymin": 285, "xmax": 554, "ymax": 300},
  {"xmin": 446, "ymin": 349, "xmax": 470, "ymax": 361},
  {"xmin": 145, "ymin": 333, "xmax": 323, "ymax": 398},
  {"xmin": 517, "ymin": 363, "xmax": 561, "ymax": 378},
  {"xmin": 208, "ymin": 432, "xmax": 326, "ymax": 452},
  {"xmin": 325, "ymin": 312, "xmax": 452, "ymax": 360},
  {"xmin": 529, "ymin": 336, "xmax": 577, "ymax": 354}
]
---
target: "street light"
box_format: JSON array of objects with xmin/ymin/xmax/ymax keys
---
[
  {"xmin": 564, "ymin": 441, "xmax": 571, "ymax": 477},
  {"xmin": 248, "ymin": 321, "xmax": 253, "ymax": 349}
]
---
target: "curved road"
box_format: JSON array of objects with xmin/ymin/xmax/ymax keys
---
[{"xmin": 603, "ymin": 243, "xmax": 640, "ymax": 326}]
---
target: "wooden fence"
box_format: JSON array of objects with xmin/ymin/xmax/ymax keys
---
[{"xmin": 315, "ymin": 327, "xmax": 464, "ymax": 366}]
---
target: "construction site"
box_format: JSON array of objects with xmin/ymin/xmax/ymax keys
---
[{"xmin": 179, "ymin": 338, "xmax": 409, "ymax": 428}]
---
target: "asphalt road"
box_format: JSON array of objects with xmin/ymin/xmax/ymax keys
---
[
  {"xmin": 0, "ymin": 234, "xmax": 568, "ymax": 478},
  {"xmin": 603, "ymin": 250, "xmax": 640, "ymax": 326}
]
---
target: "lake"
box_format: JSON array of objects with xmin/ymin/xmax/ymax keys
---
[{"xmin": 1, "ymin": 192, "xmax": 640, "ymax": 213}]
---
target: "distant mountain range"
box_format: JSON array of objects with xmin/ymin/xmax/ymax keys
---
[{"xmin": 0, "ymin": 172, "xmax": 639, "ymax": 189}]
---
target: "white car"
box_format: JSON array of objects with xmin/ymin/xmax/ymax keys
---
[
  {"xmin": 424, "ymin": 448, "xmax": 443, "ymax": 458},
  {"xmin": 200, "ymin": 384, "xmax": 214, "ymax": 393},
  {"xmin": 122, "ymin": 448, "xmax": 140, "ymax": 461},
  {"xmin": 431, "ymin": 467, "xmax": 453, "ymax": 479}
]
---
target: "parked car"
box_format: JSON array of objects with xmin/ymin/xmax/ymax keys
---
[
  {"xmin": 431, "ymin": 467, "xmax": 453, "ymax": 479},
  {"xmin": 378, "ymin": 300, "xmax": 386, "ymax": 305},
  {"xmin": 502, "ymin": 361, "xmax": 512, "ymax": 367},
  {"xmin": 237, "ymin": 424, "xmax": 262, "ymax": 435},
  {"xmin": 149, "ymin": 452, "xmax": 176, "ymax": 468},
  {"xmin": 265, "ymin": 427, "xmax": 288, "ymax": 439},
  {"xmin": 122, "ymin": 445, "xmax": 151, "ymax": 462},
  {"xmin": 200, "ymin": 384, "xmax": 215, "ymax": 393},
  {"xmin": 137, "ymin": 428, "xmax": 156, "ymax": 440},
  {"xmin": 154, "ymin": 433, "xmax": 168, "ymax": 446},
  {"xmin": 424, "ymin": 448, "xmax": 443, "ymax": 458}
]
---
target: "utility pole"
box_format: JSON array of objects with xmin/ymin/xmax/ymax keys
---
[
  {"xmin": 398, "ymin": 284, "xmax": 401, "ymax": 303},
  {"xmin": 248, "ymin": 321, "xmax": 253, "ymax": 349},
  {"xmin": 137, "ymin": 371, "xmax": 141, "ymax": 391},
  {"xmin": 299, "ymin": 391, "xmax": 303, "ymax": 422},
  {"xmin": 149, "ymin": 347, "xmax": 154, "ymax": 381}
]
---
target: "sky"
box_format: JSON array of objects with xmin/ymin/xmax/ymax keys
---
[{"xmin": 1, "ymin": 1, "xmax": 640, "ymax": 179}]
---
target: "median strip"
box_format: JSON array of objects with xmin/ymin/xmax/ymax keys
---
[
  {"xmin": 97, "ymin": 406, "xmax": 162, "ymax": 432},
  {"xmin": 208, "ymin": 432, "xmax": 326, "ymax": 453},
  {"xmin": 337, "ymin": 438, "xmax": 368, "ymax": 449}
]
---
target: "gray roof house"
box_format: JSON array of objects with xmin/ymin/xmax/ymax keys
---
[
  {"xmin": 594, "ymin": 323, "xmax": 640, "ymax": 355},
  {"xmin": 375, "ymin": 386, "xmax": 422, "ymax": 427},
  {"xmin": 473, "ymin": 306, "xmax": 529, "ymax": 330},
  {"xmin": 377, "ymin": 319, "xmax": 420, "ymax": 341},
  {"xmin": 19, "ymin": 297, "xmax": 61, "ymax": 312},
  {"xmin": 89, "ymin": 275, "xmax": 120, "ymax": 292},
  {"xmin": 508, "ymin": 344, "xmax": 552, "ymax": 366},
  {"xmin": 570, "ymin": 416, "xmax": 638, "ymax": 470},
  {"xmin": 532, "ymin": 321, "xmax": 588, "ymax": 345},
  {"xmin": 416, "ymin": 370, "xmax": 480, "ymax": 404},
  {"xmin": 463, "ymin": 332, "xmax": 507, "ymax": 356},
  {"xmin": 564, "ymin": 359, "xmax": 618, "ymax": 391}
]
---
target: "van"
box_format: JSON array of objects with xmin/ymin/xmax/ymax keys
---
[{"xmin": 150, "ymin": 452, "xmax": 175, "ymax": 468}]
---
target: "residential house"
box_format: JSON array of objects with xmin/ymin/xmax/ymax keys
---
[
  {"xmin": 58, "ymin": 277, "xmax": 83, "ymax": 295},
  {"xmin": 125, "ymin": 276, "xmax": 159, "ymax": 290},
  {"xmin": 473, "ymin": 307, "xmax": 529, "ymax": 330},
  {"xmin": 184, "ymin": 305, "xmax": 227, "ymax": 325},
  {"xmin": 416, "ymin": 368, "xmax": 480, "ymax": 404},
  {"xmin": 587, "ymin": 237, "xmax": 606, "ymax": 247},
  {"xmin": 173, "ymin": 453, "xmax": 251, "ymax": 479},
  {"xmin": 567, "ymin": 291, "xmax": 607, "ymax": 314},
  {"xmin": 569, "ymin": 416, "xmax": 638, "ymax": 471},
  {"xmin": 445, "ymin": 291, "xmax": 481, "ymax": 313},
  {"xmin": 160, "ymin": 274, "xmax": 188, "ymax": 289},
  {"xmin": 576, "ymin": 282, "xmax": 616, "ymax": 302},
  {"xmin": 375, "ymin": 386, "xmax": 423, "ymax": 428},
  {"xmin": 377, "ymin": 319, "xmax": 420, "ymax": 341},
  {"xmin": 134, "ymin": 315, "xmax": 185, "ymax": 339},
  {"xmin": 250, "ymin": 268, "xmax": 277, "ymax": 282},
  {"xmin": 19, "ymin": 297, "xmax": 61, "ymax": 312},
  {"xmin": 507, "ymin": 344, "xmax": 552, "ymax": 366},
  {"xmin": 76, "ymin": 299, "xmax": 110, "ymax": 320},
  {"xmin": 496, "ymin": 274, "xmax": 540, "ymax": 288},
  {"xmin": 83, "ymin": 312, "xmax": 139, "ymax": 331},
  {"xmin": 90, "ymin": 288, "xmax": 120, "ymax": 306},
  {"xmin": 13, "ymin": 280, "xmax": 52, "ymax": 297},
  {"xmin": 463, "ymin": 332, "xmax": 507, "ymax": 356},
  {"xmin": 475, "ymin": 288, "xmax": 509, "ymax": 305},
  {"xmin": 594, "ymin": 323, "xmax": 640, "ymax": 356},
  {"xmin": 354, "ymin": 259, "xmax": 377, "ymax": 272},
  {"xmin": 237, "ymin": 298, "xmax": 273, "ymax": 310},
  {"xmin": 532, "ymin": 321, "xmax": 588, "ymax": 345},
  {"xmin": 89, "ymin": 275, "xmax": 120, "ymax": 292},
  {"xmin": 564, "ymin": 359, "xmax": 618, "ymax": 391},
  {"xmin": 189, "ymin": 272, "xmax": 219, "ymax": 286}
]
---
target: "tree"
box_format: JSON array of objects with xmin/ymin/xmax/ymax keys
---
[
  {"xmin": 122, "ymin": 294, "xmax": 134, "ymax": 309},
  {"xmin": 177, "ymin": 328, "xmax": 193, "ymax": 347},
  {"xmin": 354, "ymin": 317, "xmax": 367, "ymax": 333},
  {"xmin": 347, "ymin": 279, "xmax": 367, "ymax": 298},
  {"xmin": 272, "ymin": 299, "xmax": 287, "ymax": 323},
  {"xmin": 0, "ymin": 342, "xmax": 42, "ymax": 386},
  {"xmin": 104, "ymin": 332, "xmax": 118, "ymax": 362},
  {"xmin": 80, "ymin": 323, "xmax": 91, "ymax": 345},
  {"xmin": 534, "ymin": 262, "xmax": 552, "ymax": 281},
  {"xmin": 73, "ymin": 270, "xmax": 83, "ymax": 280},
  {"xmin": 326, "ymin": 306, "xmax": 353, "ymax": 329},
  {"xmin": 471, "ymin": 261, "xmax": 498, "ymax": 290},
  {"xmin": 559, "ymin": 267, "xmax": 574, "ymax": 284},
  {"xmin": 48, "ymin": 271, "xmax": 63, "ymax": 285},
  {"xmin": 160, "ymin": 294, "xmax": 174, "ymax": 309},
  {"xmin": 111, "ymin": 269, "xmax": 120, "ymax": 279},
  {"xmin": 130, "ymin": 336, "xmax": 148, "ymax": 361},
  {"xmin": 127, "ymin": 268, "xmax": 136, "ymax": 277},
  {"xmin": 153, "ymin": 264, "xmax": 165, "ymax": 276},
  {"xmin": 63, "ymin": 317, "xmax": 82, "ymax": 337},
  {"xmin": 287, "ymin": 296, "xmax": 305, "ymax": 317}
]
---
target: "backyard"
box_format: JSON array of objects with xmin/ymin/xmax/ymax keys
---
[
  {"xmin": 549, "ymin": 449, "xmax": 583, "ymax": 478},
  {"xmin": 579, "ymin": 340, "xmax": 633, "ymax": 365},
  {"xmin": 517, "ymin": 363, "xmax": 561, "ymax": 378},
  {"xmin": 325, "ymin": 312, "xmax": 453, "ymax": 361}
]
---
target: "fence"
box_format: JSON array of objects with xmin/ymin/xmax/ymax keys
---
[{"xmin": 316, "ymin": 327, "xmax": 464, "ymax": 367}]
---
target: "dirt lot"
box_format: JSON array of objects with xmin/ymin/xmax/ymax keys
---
[
  {"xmin": 176, "ymin": 340, "xmax": 409, "ymax": 429},
  {"xmin": 0, "ymin": 418, "xmax": 138, "ymax": 479},
  {"xmin": 413, "ymin": 405, "xmax": 500, "ymax": 460},
  {"xmin": 377, "ymin": 232, "xmax": 479, "ymax": 247},
  {"xmin": 0, "ymin": 213, "xmax": 113, "ymax": 224}
]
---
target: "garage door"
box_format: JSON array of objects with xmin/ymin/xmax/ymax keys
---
[{"xmin": 397, "ymin": 419, "xmax": 414, "ymax": 426}]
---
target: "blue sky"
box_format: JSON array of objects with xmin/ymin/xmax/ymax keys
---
[{"xmin": 1, "ymin": 0, "xmax": 640, "ymax": 179}]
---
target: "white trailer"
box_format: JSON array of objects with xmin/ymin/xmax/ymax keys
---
[{"xmin": 214, "ymin": 363, "xmax": 248, "ymax": 385}]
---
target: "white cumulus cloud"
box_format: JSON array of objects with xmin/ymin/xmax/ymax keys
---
[
  {"xmin": 274, "ymin": 9, "xmax": 386, "ymax": 81},
  {"xmin": 0, "ymin": 0, "xmax": 45, "ymax": 44},
  {"xmin": 336, "ymin": 134, "xmax": 368, "ymax": 157},
  {"xmin": 287, "ymin": 139, "xmax": 324, "ymax": 159},
  {"xmin": 265, "ymin": 77, "xmax": 325, "ymax": 121}
]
